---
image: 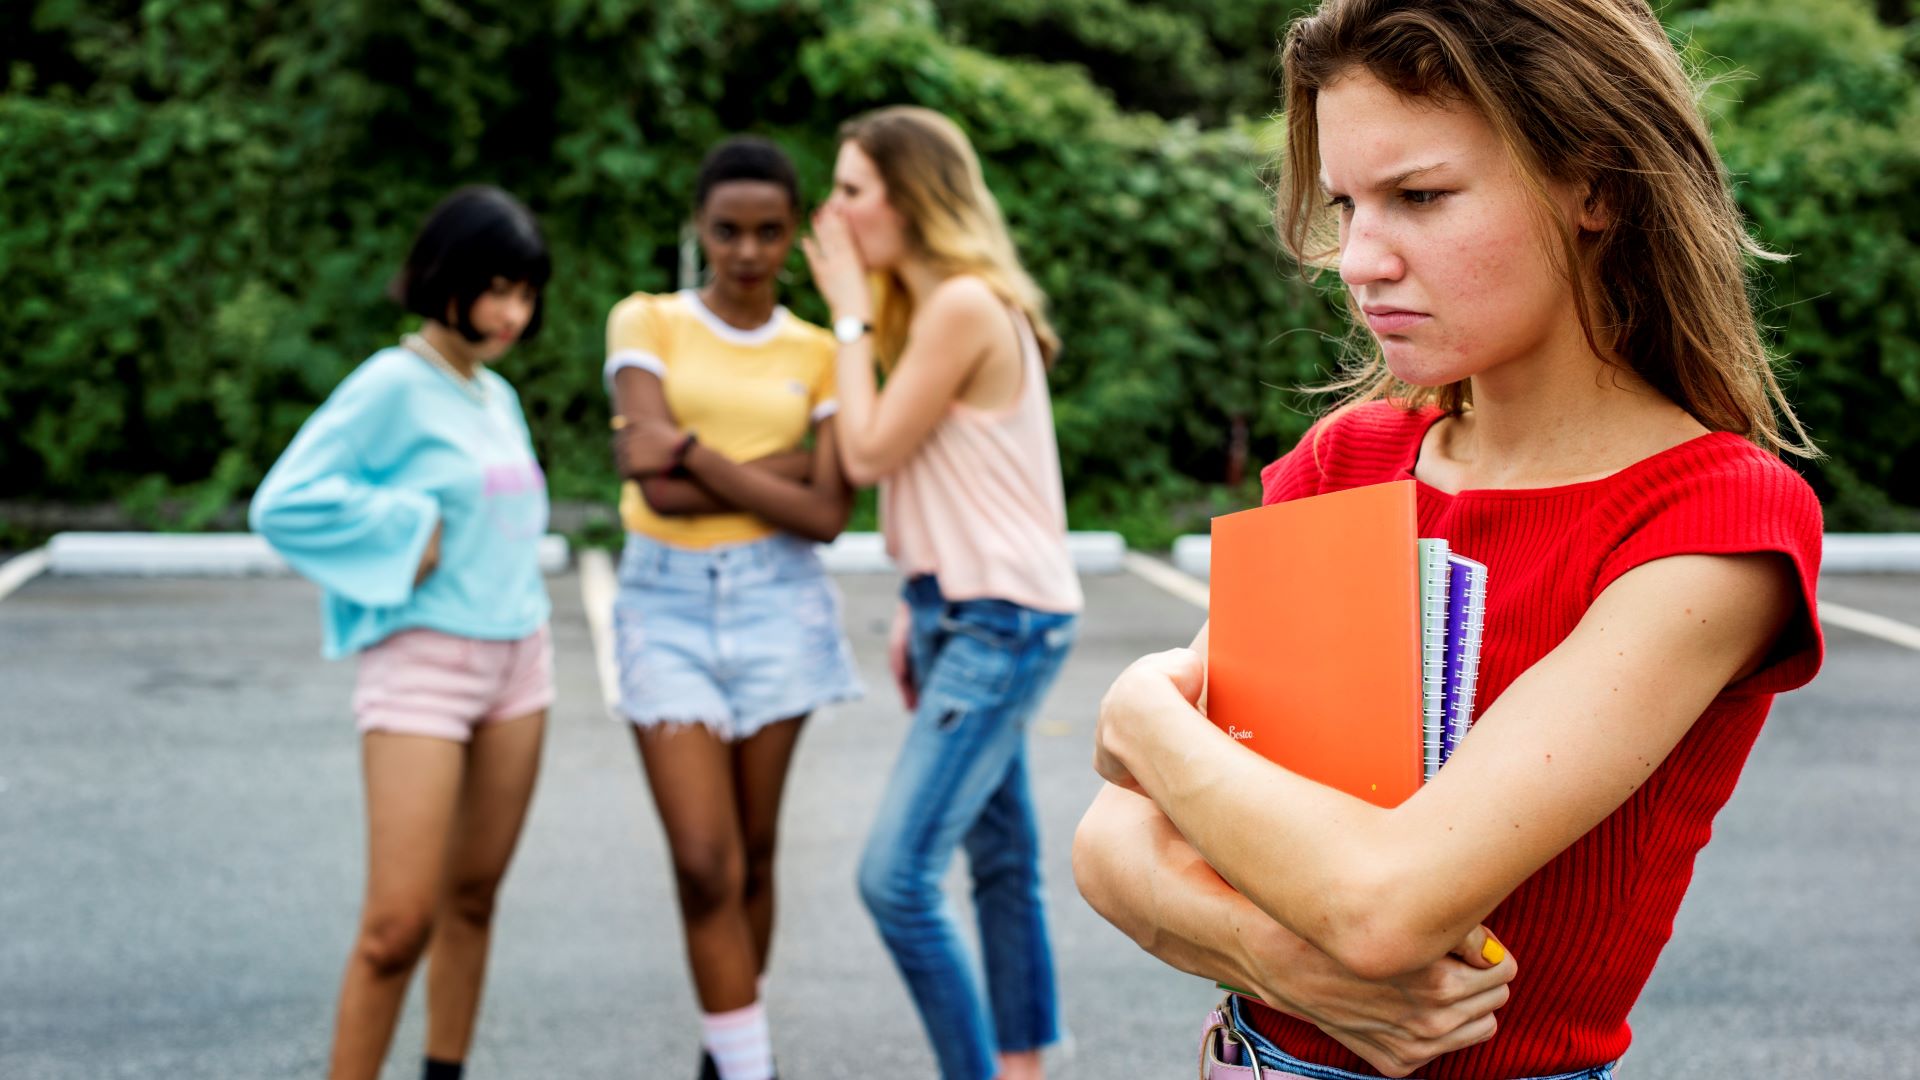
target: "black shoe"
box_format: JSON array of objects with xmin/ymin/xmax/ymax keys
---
[{"xmin": 698, "ymin": 1050, "xmax": 720, "ymax": 1080}]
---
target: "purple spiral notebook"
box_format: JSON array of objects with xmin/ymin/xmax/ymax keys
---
[{"xmin": 1438, "ymin": 554, "xmax": 1488, "ymax": 766}]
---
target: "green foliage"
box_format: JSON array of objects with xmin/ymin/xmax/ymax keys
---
[
  {"xmin": 2, "ymin": 0, "xmax": 1916, "ymax": 542},
  {"xmin": 1679, "ymin": 0, "xmax": 1920, "ymax": 526}
]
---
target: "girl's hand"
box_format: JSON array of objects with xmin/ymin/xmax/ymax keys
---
[
  {"xmin": 1255, "ymin": 923, "xmax": 1516, "ymax": 1078},
  {"xmin": 1095, "ymin": 647, "xmax": 1207, "ymax": 794},
  {"xmin": 888, "ymin": 600, "xmax": 917, "ymax": 711},
  {"xmin": 413, "ymin": 521, "xmax": 443, "ymax": 586},
  {"xmin": 800, "ymin": 207, "xmax": 872, "ymax": 324},
  {"xmin": 611, "ymin": 416, "xmax": 685, "ymax": 478}
]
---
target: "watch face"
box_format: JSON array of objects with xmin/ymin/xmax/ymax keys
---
[{"xmin": 835, "ymin": 317, "xmax": 868, "ymax": 343}]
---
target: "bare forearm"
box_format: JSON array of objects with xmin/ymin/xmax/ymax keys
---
[
  {"xmin": 1074, "ymin": 785, "xmax": 1294, "ymax": 996},
  {"xmin": 680, "ymin": 443, "xmax": 850, "ymax": 542},
  {"xmin": 638, "ymin": 451, "xmax": 812, "ymax": 516},
  {"xmin": 832, "ymin": 341, "xmax": 886, "ymax": 486},
  {"xmin": 1126, "ymin": 689, "xmax": 1465, "ymax": 978}
]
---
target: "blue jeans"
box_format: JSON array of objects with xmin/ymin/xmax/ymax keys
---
[{"xmin": 857, "ymin": 576, "xmax": 1078, "ymax": 1080}]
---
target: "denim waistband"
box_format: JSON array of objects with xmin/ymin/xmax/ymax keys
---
[
  {"xmin": 621, "ymin": 531, "xmax": 823, "ymax": 586},
  {"xmin": 1224, "ymin": 997, "xmax": 1615, "ymax": 1080}
]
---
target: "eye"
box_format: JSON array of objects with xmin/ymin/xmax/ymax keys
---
[
  {"xmin": 759, "ymin": 225, "xmax": 782, "ymax": 241},
  {"xmin": 1324, "ymin": 194, "xmax": 1353, "ymax": 214},
  {"xmin": 714, "ymin": 224, "xmax": 736, "ymax": 240},
  {"xmin": 1400, "ymin": 189, "xmax": 1449, "ymax": 206}
]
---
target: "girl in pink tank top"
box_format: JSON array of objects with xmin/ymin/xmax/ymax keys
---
[{"xmin": 803, "ymin": 106, "xmax": 1080, "ymax": 1080}]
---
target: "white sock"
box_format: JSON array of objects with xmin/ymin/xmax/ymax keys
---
[{"xmin": 700, "ymin": 1001, "xmax": 773, "ymax": 1080}]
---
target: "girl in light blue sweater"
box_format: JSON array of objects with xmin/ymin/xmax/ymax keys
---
[{"xmin": 250, "ymin": 186, "xmax": 551, "ymax": 1080}]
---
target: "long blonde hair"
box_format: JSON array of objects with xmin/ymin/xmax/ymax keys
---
[
  {"xmin": 1278, "ymin": 0, "xmax": 1816, "ymax": 457},
  {"xmin": 837, "ymin": 106, "xmax": 1060, "ymax": 369}
]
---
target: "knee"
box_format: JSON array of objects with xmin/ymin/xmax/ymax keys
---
[
  {"xmin": 355, "ymin": 908, "xmax": 434, "ymax": 977},
  {"xmin": 969, "ymin": 830, "xmax": 1039, "ymax": 888},
  {"xmin": 444, "ymin": 875, "xmax": 501, "ymax": 928},
  {"xmin": 671, "ymin": 843, "xmax": 746, "ymax": 921},
  {"xmin": 856, "ymin": 845, "xmax": 920, "ymax": 925},
  {"xmin": 742, "ymin": 834, "xmax": 778, "ymax": 895}
]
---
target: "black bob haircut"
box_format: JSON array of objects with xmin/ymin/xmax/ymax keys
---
[
  {"xmin": 389, "ymin": 185, "xmax": 551, "ymax": 343},
  {"xmin": 694, "ymin": 136, "xmax": 801, "ymax": 214}
]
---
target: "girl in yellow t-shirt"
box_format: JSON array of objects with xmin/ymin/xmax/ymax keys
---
[{"xmin": 603, "ymin": 136, "xmax": 861, "ymax": 1080}]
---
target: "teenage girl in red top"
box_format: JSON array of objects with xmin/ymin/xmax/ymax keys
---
[{"xmin": 1074, "ymin": 1, "xmax": 1824, "ymax": 1078}]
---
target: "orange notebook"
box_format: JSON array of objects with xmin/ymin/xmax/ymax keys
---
[{"xmin": 1207, "ymin": 479, "xmax": 1424, "ymax": 809}]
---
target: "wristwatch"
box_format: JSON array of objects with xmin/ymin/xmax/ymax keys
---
[{"xmin": 833, "ymin": 315, "xmax": 872, "ymax": 344}]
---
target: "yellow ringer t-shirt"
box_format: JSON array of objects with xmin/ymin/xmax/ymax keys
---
[{"xmin": 604, "ymin": 289, "xmax": 838, "ymax": 549}]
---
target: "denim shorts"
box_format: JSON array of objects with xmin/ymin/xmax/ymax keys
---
[
  {"xmin": 612, "ymin": 531, "xmax": 862, "ymax": 740},
  {"xmin": 1214, "ymin": 995, "xmax": 1617, "ymax": 1080}
]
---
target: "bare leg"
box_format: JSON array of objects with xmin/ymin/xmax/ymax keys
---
[
  {"xmin": 328, "ymin": 733, "xmax": 465, "ymax": 1080},
  {"xmin": 998, "ymin": 1049, "xmax": 1045, "ymax": 1080},
  {"xmin": 733, "ymin": 716, "xmax": 806, "ymax": 976},
  {"xmin": 424, "ymin": 711, "xmax": 546, "ymax": 1063},
  {"xmin": 634, "ymin": 723, "xmax": 757, "ymax": 1012}
]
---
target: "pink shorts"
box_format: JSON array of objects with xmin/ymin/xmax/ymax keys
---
[{"xmin": 352, "ymin": 625, "xmax": 554, "ymax": 742}]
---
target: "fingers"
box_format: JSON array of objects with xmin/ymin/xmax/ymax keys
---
[
  {"xmin": 1449, "ymin": 925, "xmax": 1510, "ymax": 970},
  {"xmin": 1426, "ymin": 1009, "xmax": 1499, "ymax": 1058},
  {"xmin": 1138, "ymin": 647, "xmax": 1205, "ymax": 704}
]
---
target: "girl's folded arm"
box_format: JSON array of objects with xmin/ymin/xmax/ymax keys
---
[{"xmin": 1109, "ymin": 551, "xmax": 1797, "ymax": 979}]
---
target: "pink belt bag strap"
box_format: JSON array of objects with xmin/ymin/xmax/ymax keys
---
[{"xmin": 1199, "ymin": 998, "xmax": 1313, "ymax": 1080}]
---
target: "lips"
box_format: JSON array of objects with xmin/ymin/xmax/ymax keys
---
[{"xmin": 1362, "ymin": 308, "xmax": 1429, "ymax": 335}]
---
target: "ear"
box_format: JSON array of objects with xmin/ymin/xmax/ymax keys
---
[{"xmin": 1577, "ymin": 182, "xmax": 1610, "ymax": 233}]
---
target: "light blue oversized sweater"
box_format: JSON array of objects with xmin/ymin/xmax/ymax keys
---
[{"xmin": 249, "ymin": 347, "xmax": 551, "ymax": 658}]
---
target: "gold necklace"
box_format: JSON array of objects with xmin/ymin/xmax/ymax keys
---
[{"xmin": 401, "ymin": 332, "xmax": 487, "ymax": 404}]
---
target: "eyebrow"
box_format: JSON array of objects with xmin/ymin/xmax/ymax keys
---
[{"xmin": 1319, "ymin": 161, "xmax": 1452, "ymax": 193}]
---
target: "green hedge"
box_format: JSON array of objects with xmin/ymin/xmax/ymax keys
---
[{"xmin": 2, "ymin": 0, "xmax": 1915, "ymax": 544}]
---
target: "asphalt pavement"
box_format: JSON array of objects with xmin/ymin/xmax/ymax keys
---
[{"xmin": 1, "ymin": 564, "xmax": 1915, "ymax": 1078}]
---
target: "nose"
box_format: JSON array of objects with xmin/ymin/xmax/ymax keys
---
[{"xmin": 1337, "ymin": 209, "xmax": 1406, "ymax": 290}]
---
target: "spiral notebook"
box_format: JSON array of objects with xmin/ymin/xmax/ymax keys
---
[{"xmin": 1439, "ymin": 553, "xmax": 1488, "ymax": 765}]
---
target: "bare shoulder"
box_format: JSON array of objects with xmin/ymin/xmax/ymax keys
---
[{"xmin": 919, "ymin": 274, "xmax": 1004, "ymax": 325}]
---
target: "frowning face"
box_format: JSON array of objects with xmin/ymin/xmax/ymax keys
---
[{"xmin": 1317, "ymin": 70, "xmax": 1600, "ymax": 388}]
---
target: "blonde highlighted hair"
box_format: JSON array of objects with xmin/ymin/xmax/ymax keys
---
[
  {"xmin": 837, "ymin": 106, "xmax": 1059, "ymax": 369},
  {"xmin": 1278, "ymin": 0, "xmax": 1816, "ymax": 457}
]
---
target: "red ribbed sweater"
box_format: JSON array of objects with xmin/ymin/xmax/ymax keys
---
[{"xmin": 1244, "ymin": 402, "xmax": 1825, "ymax": 1078}]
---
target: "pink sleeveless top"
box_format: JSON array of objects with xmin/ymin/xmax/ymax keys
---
[{"xmin": 879, "ymin": 309, "xmax": 1083, "ymax": 614}]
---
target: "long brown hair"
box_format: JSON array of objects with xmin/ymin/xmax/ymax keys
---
[
  {"xmin": 838, "ymin": 106, "xmax": 1060, "ymax": 369},
  {"xmin": 1278, "ymin": 0, "xmax": 1816, "ymax": 457}
]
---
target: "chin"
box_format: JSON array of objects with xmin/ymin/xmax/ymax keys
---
[{"xmin": 1381, "ymin": 342, "xmax": 1474, "ymax": 388}]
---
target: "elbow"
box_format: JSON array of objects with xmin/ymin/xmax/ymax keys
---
[
  {"xmin": 836, "ymin": 437, "xmax": 897, "ymax": 489},
  {"xmin": 840, "ymin": 458, "xmax": 884, "ymax": 489},
  {"xmin": 638, "ymin": 478, "xmax": 689, "ymax": 516},
  {"xmin": 1071, "ymin": 805, "xmax": 1144, "ymax": 945},
  {"xmin": 1308, "ymin": 867, "xmax": 1445, "ymax": 980}
]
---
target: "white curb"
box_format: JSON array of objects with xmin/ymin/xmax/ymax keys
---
[
  {"xmin": 1823, "ymin": 534, "xmax": 1920, "ymax": 574},
  {"xmin": 818, "ymin": 531, "xmax": 1128, "ymax": 575},
  {"xmin": 46, "ymin": 533, "xmax": 572, "ymax": 577}
]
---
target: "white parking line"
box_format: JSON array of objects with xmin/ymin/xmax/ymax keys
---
[
  {"xmin": 577, "ymin": 548, "xmax": 621, "ymax": 714},
  {"xmin": 1122, "ymin": 552, "xmax": 1208, "ymax": 609},
  {"xmin": 0, "ymin": 548, "xmax": 50, "ymax": 603},
  {"xmin": 1820, "ymin": 601, "xmax": 1920, "ymax": 653},
  {"xmin": 1125, "ymin": 551, "xmax": 1920, "ymax": 654}
]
